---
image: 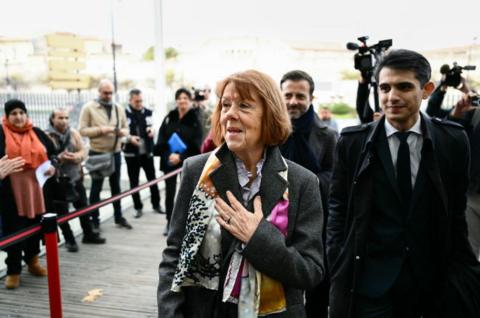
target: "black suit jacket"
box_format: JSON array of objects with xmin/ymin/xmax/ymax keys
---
[{"xmin": 327, "ymin": 114, "xmax": 475, "ymax": 318}]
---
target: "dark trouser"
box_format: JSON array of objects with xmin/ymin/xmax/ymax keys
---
[
  {"xmin": 89, "ymin": 152, "xmax": 123, "ymax": 224},
  {"xmin": 164, "ymin": 174, "xmax": 177, "ymax": 222},
  {"xmin": 2, "ymin": 213, "xmax": 42, "ymax": 275},
  {"xmin": 305, "ymin": 277, "xmax": 329, "ymax": 318},
  {"xmin": 56, "ymin": 181, "xmax": 94, "ymax": 242},
  {"xmin": 355, "ymin": 261, "xmax": 431, "ymax": 318},
  {"xmin": 125, "ymin": 155, "xmax": 160, "ymax": 210}
]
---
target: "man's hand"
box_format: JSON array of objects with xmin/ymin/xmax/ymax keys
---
[
  {"xmin": 100, "ymin": 126, "xmax": 115, "ymax": 135},
  {"xmin": 0, "ymin": 155, "xmax": 25, "ymax": 179},
  {"xmin": 58, "ymin": 151, "xmax": 77, "ymax": 163},
  {"xmin": 215, "ymin": 192, "xmax": 263, "ymax": 243},
  {"xmin": 146, "ymin": 127, "xmax": 154, "ymax": 139},
  {"xmin": 458, "ymin": 76, "xmax": 471, "ymax": 94},
  {"xmin": 130, "ymin": 136, "xmax": 141, "ymax": 147},
  {"xmin": 168, "ymin": 153, "xmax": 181, "ymax": 166},
  {"xmin": 451, "ymin": 94, "xmax": 476, "ymax": 119}
]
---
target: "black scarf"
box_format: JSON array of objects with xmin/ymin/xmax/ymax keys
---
[{"xmin": 280, "ymin": 105, "xmax": 320, "ymax": 174}]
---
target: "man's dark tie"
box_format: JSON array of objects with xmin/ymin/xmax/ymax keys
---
[{"xmin": 395, "ymin": 132, "xmax": 412, "ymax": 205}]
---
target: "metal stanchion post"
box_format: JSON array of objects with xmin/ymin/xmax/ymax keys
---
[{"xmin": 41, "ymin": 213, "xmax": 63, "ymax": 318}]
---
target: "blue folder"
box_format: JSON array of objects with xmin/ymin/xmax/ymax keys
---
[{"xmin": 168, "ymin": 132, "xmax": 187, "ymax": 154}]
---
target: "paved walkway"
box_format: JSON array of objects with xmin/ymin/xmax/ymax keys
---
[{"xmin": 0, "ymin": 197, "xmax": 168, "ymax": 318}]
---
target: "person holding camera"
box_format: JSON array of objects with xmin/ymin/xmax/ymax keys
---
[
  {"xmin": 44, "ymin": 108, "xmax": 106, "ymax": 252},
  {"xmin": 425, "ymin": 73, "xmax": 480, "ymax": 259},
  {"xmin": 79, "ymin": 79, "xmax": 132, "ymax": 230},
  {"xmin": 123, "ymin": 89, "xmax": 163, "ymax": 218}
]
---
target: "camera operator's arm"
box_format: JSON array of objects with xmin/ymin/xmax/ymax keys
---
[
  {"xmin": 356, "ymin": 78, "xmax": 374, "ymax": 123},
  {"xmin": 426, "ymin": 85, "xmax": 450, "ymax": 118},
  {"xmin": 427, "ymin": 76, "xmax": 472, "ymax": 119},
  {"xmin": 448, "ymin": 94, "xmax": 476, "ymax": 133}
]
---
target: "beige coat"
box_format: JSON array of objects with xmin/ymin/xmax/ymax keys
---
[{"xmin": 79, "ymin": 100, "xmax": 128, "ymax": 153}]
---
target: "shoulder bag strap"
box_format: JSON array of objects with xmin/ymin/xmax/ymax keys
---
[{"xmin": 112, "ymin": 104, "xmax": 120, "ymax": 152}]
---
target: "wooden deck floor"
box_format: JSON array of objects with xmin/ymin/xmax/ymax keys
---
[{"xmin": 0, "ymin": 203, "xmax": 168, "ymax": 318}]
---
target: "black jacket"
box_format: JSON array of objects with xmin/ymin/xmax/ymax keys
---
[
  {"xmin": 154, "ymin": 108, "xmax": 202, "ymax": 173},
  {"xmin": 327, "ymin": 115, "xmax": 478, "ymax": 318},
  {"xmin": 123, "ymin": 105, "xmax": 155, "ymax": 157},
  {"xmin": 426, "ymin": 87, "xmax": 480, "ymax": 192}
]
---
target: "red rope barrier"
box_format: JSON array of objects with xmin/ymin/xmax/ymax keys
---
[
  {"xmin": 42, "ymin": 214, "xmax": 63, "ymax": 318},
  {"xmin": 0, "ymin": 168, "xmax": 182, "ymax": 249}
]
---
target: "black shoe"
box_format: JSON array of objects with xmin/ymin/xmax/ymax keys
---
[
  {"xmin": 65, "ymin": 241, "xmax": 79, "ymax": 252},
  {"xmin": 82, "ymin": 233, "xmax": 106, "ymax": 244},
  {"xmin": 115, "ymin": 218, "xmax": 133, "ymax": 230},
  {"xmin": 134, "ymin": 209, "xmax": 143, "ymax": 219},
  {"xmin": 153, "ymin": 207, "xmax": 166, "ymax": 214}
]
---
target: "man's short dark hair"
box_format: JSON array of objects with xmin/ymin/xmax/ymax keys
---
[
  {"xmin": 280, "ymin": 70, "xmax": 315, "ymax": 96},
  {"xmin": 374, "ymin": 49, "xmax": 431, "ymax": 86},
  {"xmin": 129, "ymin": 88, "xmax": 142, "ymax": 99},
  {"xmin": 175, "ymin": 87, "xmax": 192, "ymax": 100}
]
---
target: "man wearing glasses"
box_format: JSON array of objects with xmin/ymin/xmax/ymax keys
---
[{"xmin": 79, "ymin": 79, "xmax": 132, "ymax": 230}]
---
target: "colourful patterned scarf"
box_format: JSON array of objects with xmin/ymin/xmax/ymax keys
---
[{"xmin": 171, "ymin": 148, "xmax": 289, "ymax": 317}]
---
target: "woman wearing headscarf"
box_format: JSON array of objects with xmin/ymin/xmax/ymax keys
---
[
  {"xmin": 154, "ymin": 88, "xmax": 202, "ymax": 236},
  {"xmin": 0, "ymin": 99, "xmax": 56, "ymax": 289},
  {"xmin": 157, "ymin": 70, "xmax": 325, "ymax": 317}
]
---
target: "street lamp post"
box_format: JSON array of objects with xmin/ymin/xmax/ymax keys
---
[{"xmin": 110, "ymin": 0, "xmax": 119, "ymax": 101}]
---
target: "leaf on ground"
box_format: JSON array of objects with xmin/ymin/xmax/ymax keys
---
[{"xmin": 82, "ymin": 288, "xmax": 103, "ymax": 303}]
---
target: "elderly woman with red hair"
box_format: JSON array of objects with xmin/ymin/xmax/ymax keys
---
[
  {"xmin": 158, "ymin": 70, "xmax": 325, "ymax": 317},
  {"xmin": 0, "ymin": 99, "xmax": 56, "ymax": 289}
]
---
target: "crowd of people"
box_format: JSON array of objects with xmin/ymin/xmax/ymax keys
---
[
  {"xmin": 157, "ymin": 49, "xmax": 480, "ymax": 318},
  {"xmin": 1, "ymin": 48, "xmax": 480, "ymax": 317},
  {"xmin": 0, "ymin": 79, "xmax": 205, "ymax": 289}
]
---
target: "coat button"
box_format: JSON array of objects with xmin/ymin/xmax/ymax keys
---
[
  {"xmin": 355, "ymin": 255, "xmax": 360, "ymax": 260},
  {"xmin": 405, "ymin": 246, "xmax": 410, "ymax": 252}
]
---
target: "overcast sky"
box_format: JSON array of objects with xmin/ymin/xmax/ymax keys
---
[{"xmin": 1, "ymin": 0, "xmax": 479, "ymax": 56}]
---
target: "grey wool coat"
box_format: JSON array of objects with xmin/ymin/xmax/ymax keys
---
[{"xmin": 157, "ymin": 144, "xmax": 325, "ymax": 318}]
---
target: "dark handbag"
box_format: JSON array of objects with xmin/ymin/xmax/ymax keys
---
[
  {"xmin": 85, "ymin": 152, "xmax": 115, "ymax": 179},
  {"xmin": 85, "ymin": 105, "xmax": 119, "ymax": 179}
]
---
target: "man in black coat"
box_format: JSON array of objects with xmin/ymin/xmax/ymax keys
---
[
  {"xmin": 279, "ymin": 70, "xmax": 337, "ymax": 318},
  {"xmin": 123, "ymin": 89, "xmax": 163, "ymax": 218},
  {"xmin": 327, "ymin": 49, "xmax": 478, "ymax": 317}
]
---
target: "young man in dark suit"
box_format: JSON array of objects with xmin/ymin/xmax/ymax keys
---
[{"xmin": 327, "ymin": 49, "xmax": 478, "ymax": 318}]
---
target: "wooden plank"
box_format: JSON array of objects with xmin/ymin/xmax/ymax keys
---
[
  {"xmin": 46, "ymin": 34, "xmax": 85, "ymax": 50},
  {"xmin": 0, "ymin": 195, "xmax": 166, "ymax": 317}
]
